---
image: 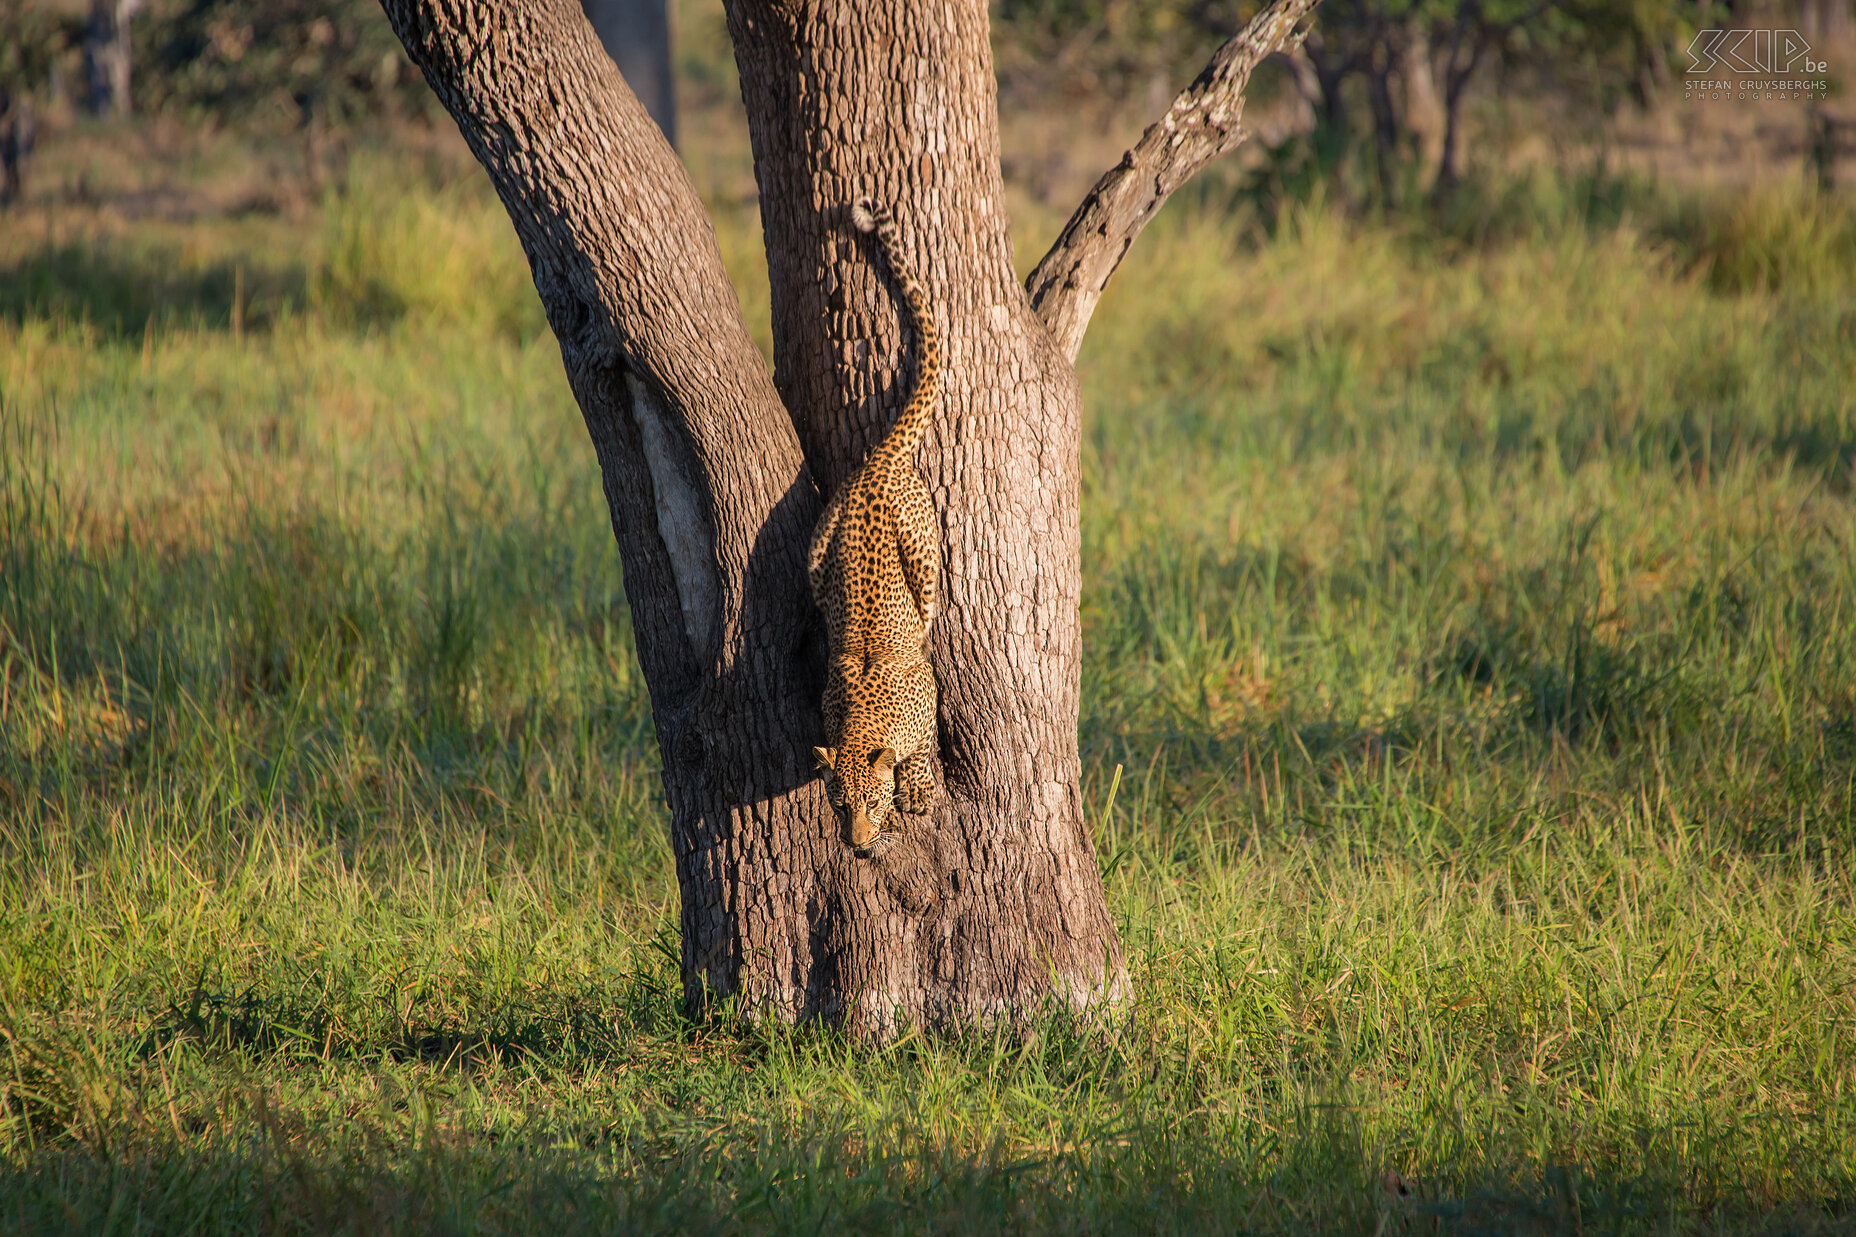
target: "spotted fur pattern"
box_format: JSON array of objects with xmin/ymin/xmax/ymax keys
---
[{"xmin": 809, "ymin": 197, "xmax": 942, "ymax": 858}]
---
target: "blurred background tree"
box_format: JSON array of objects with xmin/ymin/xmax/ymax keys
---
[
  {"xmin": 0, "ymin": 0, "xmax": 678, "ymax": 163},
  {"xmin": 0, "ymin": 0, "xmax": 1841, "ymax": 218},
  {"xmin": 1, "ymin": 2, "xmax": 81, "ymax": 202},
  {"xmin": 142, "ymin": 0, "xmax": 425, "ymax": 126},
  {"xmin": 83, "ymin": 0, "xmax": 141, "ymax": 113},
  {"xmin": 580, "ymin": 0, "xmax": 676, "ymax": 147},
  {"xmin": 991, "ymin": 0, "xmax": 1733, "ymax": 210}
]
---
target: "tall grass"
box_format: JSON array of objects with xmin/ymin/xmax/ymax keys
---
[{"xmin": 2, "ymin": 146, "xmax": 1855, "ymax": 1233}]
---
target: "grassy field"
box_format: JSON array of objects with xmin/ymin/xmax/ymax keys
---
[{"xmin": 4, "ymin": 114, "xmax": 1856, "ymax": 1233}]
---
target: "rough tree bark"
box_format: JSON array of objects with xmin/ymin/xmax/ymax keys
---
[{"xmin": 376, "ymin": 0, "xmax": 1314, "ymax": 1034}]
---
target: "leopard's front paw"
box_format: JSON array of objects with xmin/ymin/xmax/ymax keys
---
[{"xmin": 894, "ymin": 754, "xmax": 936, "ymax": 814}]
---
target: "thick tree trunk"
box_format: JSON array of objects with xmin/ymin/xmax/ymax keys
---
[
  {"xmin": 377, "ymin": 0, "xmax": 1121, "ymax": 1032},
  {"xmin": 580, "ymin": 0, "xmax": 677, "ymax": 147},
  {"xmin": 724, "ymin": 0, "xmax": 1129, "ymax": 1032},
  {"xmin": 377, "ymin": 0, "xmax": 1311, "ymax": 1035}
]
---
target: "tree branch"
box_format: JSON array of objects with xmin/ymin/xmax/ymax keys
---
[
  {"xmin": 1025, "ymin": 0, "xmax": 1320, "ymax": 362},
  {"xmin": 376, "ymin": 0, "xmax": 817, "ymax": 735}
]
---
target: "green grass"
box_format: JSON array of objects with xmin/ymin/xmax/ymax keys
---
[{"xmin": 3, "ymin": 135, "xmax": 1856, "ymax": 1233}]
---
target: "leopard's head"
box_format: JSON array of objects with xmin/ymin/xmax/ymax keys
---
[{"xmin": 813, "ymin": 744, "xmax": 898, "ymax": 855}]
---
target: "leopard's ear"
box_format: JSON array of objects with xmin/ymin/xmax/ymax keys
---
[
  {"xmin": 813, "ymin": 746, "xmax": 836, "ymax": 771},
  {"xmin": 870, "ymin": 747, "xmax": 898, "ymax": 773}
]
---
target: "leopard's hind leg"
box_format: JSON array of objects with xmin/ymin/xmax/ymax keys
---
[
  {"xmin": 893, "ymin": 478, "xmax": 939, "ymax": 631},
  {"xmin": 806, "ymin": 486, "xmax": 847, "ymax": 607}
]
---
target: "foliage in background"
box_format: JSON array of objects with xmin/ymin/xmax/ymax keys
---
[
  {"xmin": 0, "ymin": 0, "xmax": 1759, "ymax": 212},
  {"xmin": 1204, "ymin": 147, "xmax": 1856, "ymax": 299},
  {"xmin": 0, "ymin": 2, "xmax": 84, "ymax": 96},
  {"xmin": 991, "ymin": 0, "xmax": 1249, "ymax": 109},
  {"xmin": 992, "ymin": 0, "xmax": 1726, "ymax": 210},
  {"xmin": 141, "ymin": 0, "xmax": 429, "ymax": 126},
  {"xmin": 0, "ymin": 0, "xmax": 426, "ymax": 129}
]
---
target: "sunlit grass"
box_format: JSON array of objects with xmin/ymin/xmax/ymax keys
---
[{"xmin": 2, "ymin": 138, "xmax": 1854, "ymax": 1233}]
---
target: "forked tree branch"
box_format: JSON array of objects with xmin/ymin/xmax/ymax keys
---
[
  {"xmin": 376, "ymin": 0, "xmax": 814, "ymax": 711},
  {"xmin": 1026, "ymin": 0, "xmax": 1321, "ymax": 362}
]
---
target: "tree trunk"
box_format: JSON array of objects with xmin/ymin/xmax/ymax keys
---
[
  {"xmin": 376, "ymin": 0, "xmax": 1311, "ymax": 1034},
  {"xmin": 1809, "ymin": 103, "xmax": 1839, "ymax": 193},
  {"xmin": 1399, "ymin": 19, "xmax": 1444, "ymax": 192},
  {"xmin": 0, "ymin": 89, "xmax": 33, "ymax": 205},
  {"xmin": 83, "ymin": 0, "xmax": 141, "ymax": 116},
  {"xmin": 1435, "ymin": 20, "xmax": 1482, "ymax": 193},
  {"xmin": 1292, "ymin": 39, "xmax": 1351, "ymax": 135},
  {"xmin": 723, "ymin": 0, "xmax": 1131, "ymax": 1033},
  {"xmin": 1365, "ymin": 35, "xmax": 1398, "ymax": 204},
  {"xmin": 580, "ymin": 0, "xmax": 677, "ymax": 148}
]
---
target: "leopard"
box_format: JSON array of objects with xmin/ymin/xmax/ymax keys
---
[{"xmin": 809, "ymin": 196, "xmax": 943, "ymax": 859}]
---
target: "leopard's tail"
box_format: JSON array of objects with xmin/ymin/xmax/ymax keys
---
[{"xmin": 851, "ymin": 197, "xmax": 939, "ymax": 460}]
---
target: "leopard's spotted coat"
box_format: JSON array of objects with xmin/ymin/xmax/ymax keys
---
[{"xmin": 809, "ymin": 197, "xmax": 941, "ymax": 858}]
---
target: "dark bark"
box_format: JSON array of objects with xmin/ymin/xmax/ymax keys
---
[
  {"xmin": 0, "ymin": 90, "xmax": 33, "ymax": 205},
  {"xmin": 1366, "ymin": 35, "xmax": 1397, "ymax": 202},
  {"xmin": 378, "ymin": 0, "xmax": 1308, "ymax": 1034},
  {"xmin": 580, "ymin": 0, "xmax": 677, "ymax": 147},
  {"xmin": 1809, "ymin": 104, "xmax": 1840, "ymax": 193}
]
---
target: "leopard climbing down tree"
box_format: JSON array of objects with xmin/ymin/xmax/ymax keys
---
[
  {"xmin": 809, "ymin": 197, "xmax": 942, "ymax": 859},
  {"xmin": 382, "ymin": 0, "xmax": 1314, "ymax": 1027}
]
